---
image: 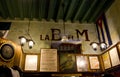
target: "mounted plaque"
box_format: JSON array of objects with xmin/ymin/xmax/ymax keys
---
[
  {"xmin": 109, "ymin": 47, "xmax": 120, "ymax": 67},
  {"xmin": 102, "ymin": 52, "xmax": 111, "ymax": 69},
  {"xmin": 24, "ymin": 55, "xmax": 38, "ymax": 71},
  {"xmin": 89, "ymin": 56, "xmax": 100, "ymax": 69},
  {"xmin": 51, "ymin": 43, "xmax": 81, "ymax": 53},
  {"xmin": 59, "ymin": 53, "xmax": 77, "ymax": 72},
  {"xmin": 40, "ymin": 49, "xmax": 58, "ymax": 72},
  {"xmin": 76, "ymin": 55, "xmax": 88, "ymax": 72}
]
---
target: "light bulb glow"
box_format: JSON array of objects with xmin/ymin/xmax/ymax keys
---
[
  {"xmin": 61, "ymin": 35, "xmax": 68, "ymax": 42},
  {"xmin": 28, "ymin": 40, "xmax": 34, "ymax": 49},
  {"xmin": 91, "ymin": 42, "xmax": 98, "ymax": 51},
  {"xmin": 20, "ymin": 37, "xmax": 26, "ymax": 46},
  {"xmin": 100, "ymin": 42, "xmax": 107, "ymax": 50}
]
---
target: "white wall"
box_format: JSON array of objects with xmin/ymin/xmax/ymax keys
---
[{"xmin": 6, "ymin": 20, "xmax": 101, "ymax": 54}]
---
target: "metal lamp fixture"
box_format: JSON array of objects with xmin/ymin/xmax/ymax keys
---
[
  {"xmin": 19, "ymin": 21, "xmax": 35, "ymax": 49},
  {"xmin": 90, "ymin": 42, "xmax": 107, "ymax": 51},
  {"xmin": 19, "ymin": 36, "xmax": 35, "ymax": 49},
  {"xmin": 61, "ymin": 2, "xmax": 69, "ymax": 42}
]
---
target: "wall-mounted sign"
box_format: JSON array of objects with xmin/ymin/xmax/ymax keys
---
[
  {"xmin": 40, "ymin": 29, "xmax": 90, "ymax": 41},
  {"xmin": 59, "ymin": 53, "xmax": 77, "ymax": 72},
  {"xmin": 24, "ymin": 55, "xmax": 38, "ymax": 71},
  {"xmin": 89, "ymin": 56, "xmax": 100, "ymax": 69},
  {"xmin": 76, "ymin": 55, "xmax": 88, "ymax": 72},
  {"xmin": 102, "ymin": 52, "xmax": 111, "ymax": 69},
  {"xmin": 109, "ymin": 47, "xmax": 120, "ymax": 67},
  {"xmin": 40, "ymin": 49, "xmax": 57, "ymax": 72}
]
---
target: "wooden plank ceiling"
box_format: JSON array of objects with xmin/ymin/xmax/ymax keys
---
[{"xmin": 0, "ymin": 0, "xmax": 114, "ymax": 23}]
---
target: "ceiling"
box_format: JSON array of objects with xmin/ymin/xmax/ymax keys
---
[{"xmin": 0, "ymin": 0, "xmax": 114, "ymax": 23}]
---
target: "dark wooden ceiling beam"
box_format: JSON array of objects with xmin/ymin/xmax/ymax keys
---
[
  {"xmin": 56, "ymin": 0, "xmax": 64, "ymax": 21},
  {"xmin": 17, "ymin": 0, "xmax": 24, "ymax": 19},
  {"xmin": 103, "ymin": 0, "xmax": 115, "ymax": 12},
  {"xmin": 81, "ymin": 0, "xmax": 98, "ymax": 22},
  {"xmin": 38, "ymin": 0, "xmax": 43, "ymax": 20},
  {"xmin": 39, "ymin": 0, "xmax": 49, "ymax": 20},
  {"xmin": 73, "ymin": 0, "xmax": 87, "ymax": 22},
  {"xmin": 64, "ymin": 0, "xmax": 76, "ymax": 21},
  {"xmin": 42, "ymin": 0, "xmax": 48, "ymax": 19},
  {"xmin": 93, "ymin": 0, "xmax": 115, "ymax": 22},
  {"xmin": 32, "ymin": 0, "xmax": 37, "ymax": 19},
  {"xmin": 5, "ymin": 0, "xmax": 14, "ymax": 19},
  {"xmin": 0, "ymin": 0, "xmax": 7, "ymax": 18},
  {"xmin": 88, "ymin": 0, "xmax": 107, "ymax": 23},
  {"xmin": 0, "ymin": 0, "xmax": 114, "ymax": 23},
  {"xmin": 22, "ymin": 0, "xmax": 29, "ymax": 18},
  {"xmin": 47, "ymin": 0, "xmax": 56, "ymax": 21},
  {"xmin": 11, "ymin": 0, "xmax": 20, "ymax": 18}
]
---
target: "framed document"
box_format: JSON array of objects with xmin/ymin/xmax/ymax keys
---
[
  {"xmin": 89, "ymin": 56, "xmax": 100, "ymax": 69},
  {"xmin": 109, "ymin": 47, "xmax": 120, "ymax": 66},
  {"xmin": 76, "ymin": 55, "xmax": 88, "ymax": 72},
  {"xmin": 40, "ymin": 49, "xmax": 57, "ymax": 72},
  {"xmin": 24, "ymin": 55, "xmax": 38, "ymax": 71},
  {"xmin": 102, "ymin": 52, "xmax": 111, "ymax": 69}
]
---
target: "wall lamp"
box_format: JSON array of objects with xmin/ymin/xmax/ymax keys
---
[
  {"xmin": 19, "ymin": 36, "xmax": 35, "ymax": 49},
  {"xmin": 90, "ymin": 42, "xmax": 107, "ymax": 51}
]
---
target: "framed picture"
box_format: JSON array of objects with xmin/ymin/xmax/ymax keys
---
[
  {"xmin": 24, "ymin": 54, "xmax": 38, "ymax": 71},
  {"xmin": 89, "ymin": 56, "xmax": 100, "ymax": 69},
  {"xmin": 109, "ymin": 47, "xmax": 120, "ymax": 66},
  {"xmin": 76, "ymin": 55, "xmax": 88, "ymax": 72},
  {"xmin": 102, "ymin": 52, "xmax": 111, "ymax": 69},
  {"xmin": 59, "ymin": 53, "xmax": 77, "ymax": 72},
  {"xmin": 117, "ymin": 43, "xmax": 120, "ymax": 53},
  {"xmin": 40, "ymin": 49, "xmax": 58, "ymax": 72}
]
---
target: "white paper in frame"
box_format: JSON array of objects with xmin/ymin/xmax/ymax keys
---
[
  {"xmin": 76, "ymin": 55, "xmax": 88, "ymax": 72},
  {"xmin": 109, "ymin": 47, "xmax": 120, "ymax": 67},
  {"xmin": 40, "ymin": 49, "xmax": 57, "ymax": 72},
  {"xmin": 24, "ymin": 55, "xmax": 38, "ymax": 71},
  {"xmin": 89, "ymin": 56, "xmax": 100, "ymax": 69},
  {"xmin": 102, "ymin": 52, "xmax": 111, "ymax": 69}
]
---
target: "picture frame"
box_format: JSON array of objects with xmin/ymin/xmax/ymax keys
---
[
  {"xmin": 102, "ymin": 52, "xmax": 111, "ymax": 69},
  {"xmin": 24, "ymin": 54, "xmax": 38, "ymax": 71},
  {"xmin": 40, "ymin": 48, "xmax": 58, "ymax": 72},
  {"xmin": 0, "ymin": 43, "xmax": 15, "ymax": 61},
  {"xmin": 59, "ymin": 53, "xmax": 77, "ymax": 72},
  {"xmin": 76, "ymin": 55, "xmax": 88, "ymax": 72},
  {"xmin": 109, "ymin": 46, "xmax": 120, "ymax": 67},
  {"xmin": 117, "ymin": 42, "xmax": 120, "ymax": 54},
  {"xmin": 89, "ymin": 56, "xmax": 100, "ymax": 69}
]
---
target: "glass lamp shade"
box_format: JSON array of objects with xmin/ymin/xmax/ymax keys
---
[
  {"xmin": 19, "ymin": 36, "xmax": 26, "ymax": 46},
  {"xmin": 100, "ymin": 42, "xmax": 107, "ymax": 50},
  {"xmin": 28, "ymin": 40, "xmax": 34, "ymax": 49},
  {"xmin": 90, "ymin": 42, "xmax": 98, "ymax": 51}
]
